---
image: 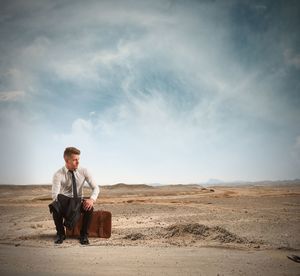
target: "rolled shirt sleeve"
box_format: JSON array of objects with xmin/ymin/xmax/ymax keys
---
[
  {"xmin": 52, "ymin": 171, "xmax": 61, "ymax": 201},
  {"xmin": 84, "ymin": 168, "xmax": 100, "ymax": 202}
]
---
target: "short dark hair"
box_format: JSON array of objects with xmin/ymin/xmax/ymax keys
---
[{"xmin": 64, "ymin": 147, "xmax": 80, "ymax": 159}]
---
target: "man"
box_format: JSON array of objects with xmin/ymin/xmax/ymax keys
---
[{"xmin": 51, "ymin": 146, "xmax": 100, "ymax": 245}]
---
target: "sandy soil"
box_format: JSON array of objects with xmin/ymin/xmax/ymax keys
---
[{"xmin": 0, "ymin": 182, "xmax": 299, "ymax": 275}]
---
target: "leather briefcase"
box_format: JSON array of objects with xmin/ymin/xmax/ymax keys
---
[{"xmin": 66, "ymin": 210, "xmax": 112, "ymax": 238}]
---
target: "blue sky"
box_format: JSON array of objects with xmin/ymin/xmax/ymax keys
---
[{"xmin": 0, "ymin": 0, "xmax": 299, "ymax": 185}]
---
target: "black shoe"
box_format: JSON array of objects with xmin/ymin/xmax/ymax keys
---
[
  {"xmin": 54, "ymin": 234, "xmax": 66, "ymax": 244},
  {"xmin": 79, "ymin": 235, "xmax": 90, "ymax": 245}
]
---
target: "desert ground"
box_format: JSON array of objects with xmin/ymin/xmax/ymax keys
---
[{"xmin": 0, "ymin": 181, "xmax": 299, "ymax": 275}]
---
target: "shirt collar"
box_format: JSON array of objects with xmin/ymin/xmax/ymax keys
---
[
  {"xmin": 63, "ymin": 165, "xmax": 78, "ymax": 174},
  {"xmin": 63, "ymin": 165, "xmax": 73, "ymax": 174},
  {"xmin": 63, "ymin": 166, "xmax": 68, "ymax": 174}
]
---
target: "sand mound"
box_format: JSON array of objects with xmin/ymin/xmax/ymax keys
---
[
  {"xmin": 163, "ymin": 223, "xmax": 249, "ymax": 244},
  {"xmin": 164, "ymin": 223, "xmax": 209, "ymax": 237},
  {"xmin": 121, "ymin": 223, "xmax": 253, "ymax": 246}
]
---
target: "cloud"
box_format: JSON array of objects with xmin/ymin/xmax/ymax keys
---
[
  {"xmin": 292, "ymin": 135, "xmax": 300, "ymax": 164},
  {"xmin": 284, "ymin": 48, "xmax": 300, "ymax": 69},
  {"xmin": 296, "ymin": 136, "xmax": 300, "ymax": 149},
  {"xmin": 0, "ymin": 0, "xmax": 300, "ymax": 184},
  {"xmin": 0, "ymin": 90, "xmax": 25, "ymax": 101}
]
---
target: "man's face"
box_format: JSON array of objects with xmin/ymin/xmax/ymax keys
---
[{"xmin": 65, "ymin": 154, "xmax": 80, "ymax": 170}]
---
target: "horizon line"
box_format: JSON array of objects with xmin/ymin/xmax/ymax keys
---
[{"xmin": 0, "ymin": 178, "xmax": 300, "ymax": 186}]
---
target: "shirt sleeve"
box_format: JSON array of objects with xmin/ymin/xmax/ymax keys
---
[
  {"xmin": 52, "ymin": 171, "xmax": 61, "ymax": 201},
  {"xmin": 84, "ymin": 168, "xmax": 100, "ymax": 202}
]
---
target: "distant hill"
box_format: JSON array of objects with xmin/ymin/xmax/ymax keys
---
[
  {"xmin": 203, "ymin": 179, "xmax": 300, "ymax": 187},
  {"xmin": 103, "ymin": 183, "xmax": 154, "ymax": 189},
  {"xmin": 205, "ymin": 178, "xmax": 224, "ymax": 184},
  {"xmin": 148, "ymin": 183, "xmax": 163, "ymax": 187}
]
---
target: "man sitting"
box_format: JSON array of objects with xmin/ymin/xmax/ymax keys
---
[{"xmin": 51, "ymin": 146, "xmax": 100, "ymax": 245}]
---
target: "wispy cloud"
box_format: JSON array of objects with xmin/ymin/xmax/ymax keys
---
[
  {"xmin": 0, "ymin": 90, "xmax": 25, "ymax": 101},
  {"xmin": 284, "ymin": 48, "xmax": 300, "ymax": 69}
]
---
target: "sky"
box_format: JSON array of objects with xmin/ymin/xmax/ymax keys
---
[{"xmin": 0, "ymin": 0, "xmax": 299, "ymax": 185}]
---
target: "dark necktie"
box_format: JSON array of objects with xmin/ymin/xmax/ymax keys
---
[{"xmin": 69, "ymin": 170, "xmax": 78, "ymax": 199}]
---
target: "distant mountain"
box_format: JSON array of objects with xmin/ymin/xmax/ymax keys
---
[
  {"xmin": 103, "ymin": 183, "xmax": 154, "ymax": 189},
  {"xmin": 148, "ymin": 183, "xmax": 163, "ymax": 187},
  {"xmin": 205, "ymin": 178, "xmax": 224, "ymax": 184},
  {"xmin": 203, "ymin": 178, "xmax": 300, "ymax": 187}
]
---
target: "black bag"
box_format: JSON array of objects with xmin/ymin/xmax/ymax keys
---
[
  {"xmin": 48, "ymin": 199, "xmax": 62, "ymax": 215},
  {"xmin": 49, "ymin": 169, "xmax": 82, "ymax": 230},
  {"xmin": 63, "ymin": 196, "xmax": 82, "ymax": 230},
  {"xmin": 49, "ymin": 194, "xmax": 83, "ymax": 230}
]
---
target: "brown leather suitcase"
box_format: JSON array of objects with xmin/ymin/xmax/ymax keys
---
[{"xmin": 66, "ymin": 210, "xmax": 112, "ymax": 238}]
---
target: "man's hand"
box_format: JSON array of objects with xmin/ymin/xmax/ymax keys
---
[{"xmin": 83, "ymin": 198, "xmax": 94, "ymax": 211}]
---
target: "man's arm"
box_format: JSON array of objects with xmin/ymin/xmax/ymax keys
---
[
  {"xmin": 84, "ymin": 168, "xmax": 100, "ymax": 202},
  {"xmin": 52, "ymin": 172, "xmax": 61, "ymax": 201}
]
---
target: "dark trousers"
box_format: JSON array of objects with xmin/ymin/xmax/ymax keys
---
[{"xmin": 52, "ymin": 194, "xmax": 94, "ymax": 236}]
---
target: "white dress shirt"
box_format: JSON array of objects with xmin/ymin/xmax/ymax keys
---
[{"xmin": 52, "ymin": 165, "xmax": 100, "ymax": 202}]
